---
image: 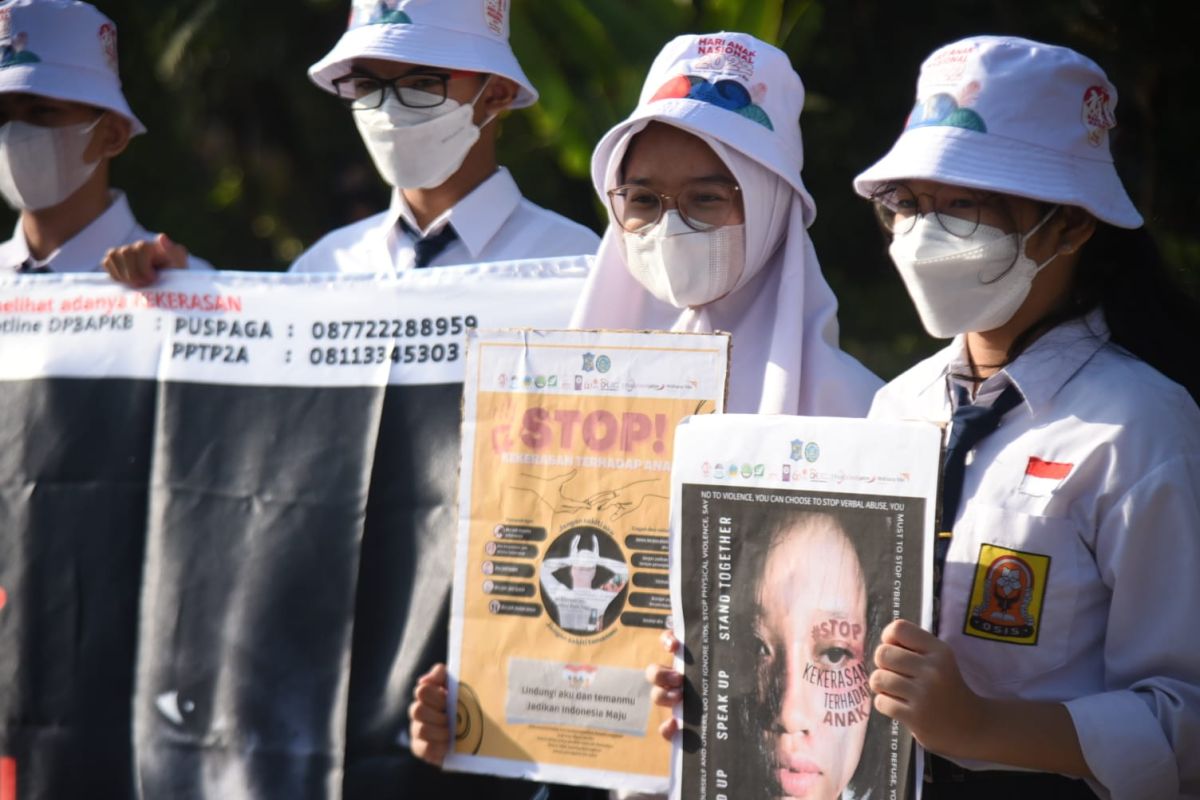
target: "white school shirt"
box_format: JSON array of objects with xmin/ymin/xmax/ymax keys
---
[
  {"xmin": 0, "ymin": 191, "xmax": 212, "ymax": 273},
  {"xmin": 869, "ymin": 311, "xmax": 1200, "ymax": 800},
  {"xmin": 288, "ymin": 167, "xmax": 600, "ymax": 273}
]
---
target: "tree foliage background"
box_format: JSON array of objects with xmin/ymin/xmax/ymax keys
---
[{"xmin": 40, "ymin": 0, "xmax": 1200, "ymax": 379}]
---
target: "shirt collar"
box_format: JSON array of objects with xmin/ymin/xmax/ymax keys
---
[
  {"xmin": 931, "ymin": 310, "xmax": 1110, "ymax": 415},
  {"xmin": 914, "ymin": 338, "xmax": 964, "ymax": 401},
  {"xmin": 0, "ymin": 221, "xmax": 31, "ymax": 272},
  {"xmin": 386, "ymin": 167, "xmax": 523, "ymax": 258},
  {"xmin": 999, "ymin": 309, "xmax": 1109, "ymax": 414},
  {"xmin": 3, "ymin": 191, "xmax": 139, "ymax": 273}
]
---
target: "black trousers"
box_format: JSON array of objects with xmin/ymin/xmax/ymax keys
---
[{"xmin": 925, "ymin": 755, "xmax": 1099, "ymax": 799}]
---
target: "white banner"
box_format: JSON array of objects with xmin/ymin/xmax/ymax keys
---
[
  {"xmin": 0, "ymin": 257, "xmax": 590, "ymax": 385},
  {"xmin": 0, "ymin": 257, "xmax": 590, "ymax": 799}
]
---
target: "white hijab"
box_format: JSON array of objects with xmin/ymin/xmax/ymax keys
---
[{"xmin": 570, "ymin": 33, "xmax": 880, "ymax": 415}]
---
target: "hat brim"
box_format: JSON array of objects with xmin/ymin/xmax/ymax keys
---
[
  {"xmin": 591, "ymin": 98, "xmax": 816, "ymax": 227},
  {"xmin": 0, "ymin": 62, "xmax": 146, "ymax": 135},
  {"xmin": 308, "ymin": 24, "xmax": 537, "ymax": 109},
  {"xmin": 853, "ymin": 126, "xmax": 1142, "ymax": 229}
]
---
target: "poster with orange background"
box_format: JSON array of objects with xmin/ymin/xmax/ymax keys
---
[{"xmin": 445, "ymin": 328, "xmax": 730, "ymax": 792}]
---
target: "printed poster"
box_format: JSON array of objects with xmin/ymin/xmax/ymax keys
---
[
  {"xmin": 0, "ymin": 259, "xmax": 588, "ymax": 800},
  {"xmin": 670, "ymin": 415, "xmax": 940, "ymax": 800},
  {"xmin": 447, "ymin": 328, "xmax": 731, "ymax": 793}
]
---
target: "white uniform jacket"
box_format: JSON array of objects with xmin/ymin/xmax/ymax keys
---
[
  {"xmin": 288, "ymin": 167, "xmax": 600, "ymax": 273},
  {"xmin": 870, "ymin": 311, "xmax": 1200, "ymax": 800},
  {"xmin": 0, "ymin": 191, "xmax": 212, "ymax": 273}
]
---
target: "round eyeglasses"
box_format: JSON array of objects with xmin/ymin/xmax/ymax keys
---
[
  {"xmin": 331, "ymin": 70, "xmax": 477, "ymax": 112},
  {"xmin": 607, "ymin": 180, "xmax": 742, "ymax": 234},
  {"xmin": 871, "ymin": 182, "xmax": 999, "ymax": 238}
]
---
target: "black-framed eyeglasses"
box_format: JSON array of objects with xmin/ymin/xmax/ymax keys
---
[
  {"xmin": 331, "ymin": 69, "xmax": 476, "ymax": 112},
  {"xmin": 607, "ymin": 180, "xmax": 742, "ymax": 234},
  {"xmin": 871, "ymin": 182, "xmax": 1000, "ymax": 238}
]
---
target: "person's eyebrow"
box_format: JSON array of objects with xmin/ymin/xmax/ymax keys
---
[
  {"xmin": 625, "ymin": 174, "xmax": 735, "ymax": 186},
  {"xmin": 343, "ymin": 67, "xmax": 381, "ymax": 82},
  {"xmin": 399, "ymin": 65, "xmax": 452, "ymax": 77},
  {"xmin": 346, "ymin": 65, "xmax": 451, "ymax": 80},
  {"xmin": 812, "ymin": 607, "xmax": 860, "ymax": 623}
]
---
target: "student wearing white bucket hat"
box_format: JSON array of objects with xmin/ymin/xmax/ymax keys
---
[
  {"xmin": 848, "ymin": 36, "xmax": 1200, "ymax": 799},
  {"xmin": 408, "ymin": 33, "xmax": 883, "ymax": 798},
  {"xmin": 104, "ymin": 0, "xmax": 598, "ymax": 283},
  {"xmin": 568, "ymin": 31, "xmax": 881, "ymax": 416},
  {"xmin": 0, "ymin": 0, "xmax": 209, "ymax": 274},
  {"xmin": 290, "ymin": 0, "xmax": 598, "ymax": 274},
  {"xmin": 641, "ymin": 34, "xmax": 1199, "ymax": 800}
]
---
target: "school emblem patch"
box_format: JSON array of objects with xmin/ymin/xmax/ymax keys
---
[{"xmin": 963, "ymin": 544, "xmax": 1050, "ymax": 645}]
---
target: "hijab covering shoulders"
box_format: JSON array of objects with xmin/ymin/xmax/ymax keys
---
[{"xmin": 570, "ymin": 32, "xmax": 881, "ymax": 415}]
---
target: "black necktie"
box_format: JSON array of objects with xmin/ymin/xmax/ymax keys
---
[
  {"xmin": 933, "ymin": 382, "xmax": 1023, "ymax": 631},
  {"xmin": 16, "ymin": 259, "xmax": 51, "ymax": 274},
  {"xmin": 398, "ymin": 218, "xmax": 458, "ymax": 269}
]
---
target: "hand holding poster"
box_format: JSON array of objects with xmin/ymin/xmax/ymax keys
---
[
  {"xmin": 669, "ymin": 415, "xmax": 940, "ymax": 800},
  {"xmin": 447, "ymin": 328, "xmax": 730, "ymax": 792}
]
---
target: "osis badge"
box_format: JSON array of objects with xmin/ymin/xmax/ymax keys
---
[{"xmin": 963, "ymin": 544, "xmax": 1051, "ymax": 645}]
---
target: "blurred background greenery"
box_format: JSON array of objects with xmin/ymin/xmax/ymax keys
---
[{"xmin": 45, "ymin": 0, "xmax": 1200, "ymax": 379}]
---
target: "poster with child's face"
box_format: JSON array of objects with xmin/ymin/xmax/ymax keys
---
[{"xmin": 670, "ymin": 415, "xmax": 940, "ymax": 800}]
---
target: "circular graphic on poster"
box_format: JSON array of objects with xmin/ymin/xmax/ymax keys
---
[
  {"xmin": 455, "ymin": 681, "xmax": 484, "ymax": 754},
  {"xmin": 538, "ymin": 526, "xmax": 629, "ymax": 636}
]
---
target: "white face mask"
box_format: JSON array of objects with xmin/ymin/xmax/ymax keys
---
[
  {"xmin": 888, "ymin": 207, "xmax": 1060, "ymax": 338},
  {"xmin": 621, "ymin": 211, "xmax": 746, "ymax": 308},
  {"xmin": 353, "ymin": 77, "xmax": 493, "ymax": 190},
  {"xmin": 0, "ymin": 118, "xmax": 102, "ymax": 211}
]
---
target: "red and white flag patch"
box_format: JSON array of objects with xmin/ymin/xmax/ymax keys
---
[
  {"xmin": 1, "ymin": 756, "xmax": 15, "ymax": 800},
  {"xmin": 1018, "ymin": 457, "xmax": 1072, "ymax": 497}
]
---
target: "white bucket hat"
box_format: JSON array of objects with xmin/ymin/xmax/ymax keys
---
[
  {"xmin": 0, "ymin": 0, "xmax": 145, "ymax": 135},
  {"xmin": 591, "ymin": 31, "xmax": 816, "ymax": 226},
  {"xmin": 308, "ymin": 0, "xmax": 537, "ymax": 109},
  {"xmin": 854, "ymin": 35, "xmax": 1141, "ymax": 228}
]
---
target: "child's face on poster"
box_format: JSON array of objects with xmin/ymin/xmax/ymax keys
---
[{"xmin": 752, "ymin": 522, "xmax": 870, "ymax": 800}]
